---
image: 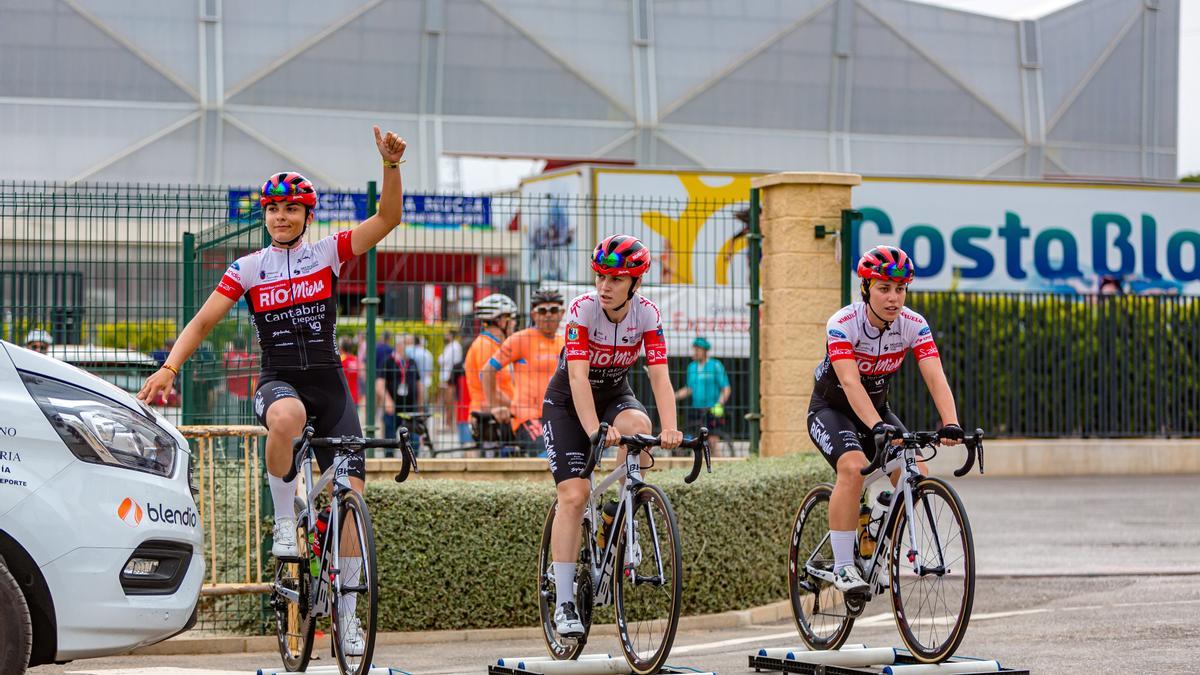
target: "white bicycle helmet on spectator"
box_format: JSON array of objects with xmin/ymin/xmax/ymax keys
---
[
  {"xmin": 474, "ymin": 293, "xmax": 518, "ymax": 322},
  {"xmin": 24, "ymin": 329, "xmax": 53, "ymax": 346}
]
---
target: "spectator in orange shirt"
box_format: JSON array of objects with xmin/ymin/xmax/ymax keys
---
[
  {"xmin": 463, "ymin": 293, "xmax": 518, "ymax": 446},
  {"xmin": 483, "ymin": 288, "xmax": 565, "ymax": 454}
]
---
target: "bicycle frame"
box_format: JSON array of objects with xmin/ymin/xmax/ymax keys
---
[
  {"xmin": 580, "ymin": 425, "xmax": 709, "ymax": 606},
  {"xmin": 273, "ymin": 447, "xmax": 355, "ymax": 617},
  {"xmin": 586, "ymin": 445, "xmax": 654, "ymax": 606},
  {"xmin": 804, "ymin": 429, "xmax": 984, "ymax": 592}
]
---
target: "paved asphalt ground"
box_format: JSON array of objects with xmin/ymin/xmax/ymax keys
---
[{"xmin": 32, "ymin": 475, "xmax": 1200, "ymax": 675}]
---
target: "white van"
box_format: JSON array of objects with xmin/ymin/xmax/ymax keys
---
[{"xmin": 0, "ymin": 340, "xmax": 204, "ymax": 672}]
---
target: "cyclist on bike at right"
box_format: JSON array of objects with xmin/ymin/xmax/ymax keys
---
[
  {"xmin": 542, "ymin": 234, "xmax": 683, "ymax": 639},
  {"xmin": 808, "ymin": 245, "xmax": 963, "ymax": 596}
]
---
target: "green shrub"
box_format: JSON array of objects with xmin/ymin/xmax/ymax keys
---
[{"xmin": 365, "ymin": 453, "xmax": 832, "ymax": 632}]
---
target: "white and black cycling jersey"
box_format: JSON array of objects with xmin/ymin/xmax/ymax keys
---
[
  {"xmin": 812, "ymin": 302, "xmax": 939, "ymax": 409},
  {"xmin": 216, "ymin": 231, "xmax": 354, "ymax": 371}
]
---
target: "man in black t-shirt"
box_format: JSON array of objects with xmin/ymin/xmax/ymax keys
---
[{"xmin": 376, "ymin": 348, "xmax": 424, "ymax": 455}]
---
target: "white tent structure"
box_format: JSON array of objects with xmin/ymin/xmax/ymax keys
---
[{"xmin": 0, "ymin": 0, "xmax": 1179, "ymax": 190}]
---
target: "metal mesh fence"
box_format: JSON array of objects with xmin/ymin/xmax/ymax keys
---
[
  {"xmin": 892, "ymin": 291, "xmax": 1200, "ymax": 437},
  {"xmin": 194, "ymin": 188, "xmax": 756, "ymax": 455},
  {"xmin": 1, "ymin": 180, "xmax": 755, "ymax": 633}
]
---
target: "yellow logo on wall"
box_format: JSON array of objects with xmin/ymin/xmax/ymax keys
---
[{"xmin": 639, "ymin": 175, "xmax": 752, "ymax": 286}]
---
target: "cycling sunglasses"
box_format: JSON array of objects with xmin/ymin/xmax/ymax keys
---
[
  {"xmin": 264, "ymin": 181, "xmax": 299, "ymax": 197},
  {"xmin": 881, "ymin": 262, "xmax": 910, "ymax": 279},
  {"xmin": 596, "ymin": 251, "xmax": 623, "ymax": 267},
  {"xmin": 532, "ymin": 305, "xmax": 563, "ymax": 315}
]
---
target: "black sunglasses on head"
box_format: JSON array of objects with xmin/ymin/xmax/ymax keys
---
[{"xmin": 532, "ymin": 305, "xmax": 564, "ymax": 315}]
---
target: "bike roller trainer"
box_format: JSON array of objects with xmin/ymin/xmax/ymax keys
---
[
  {"xmin": 748, "ymin": 644, "xmax": 1028, "ymax": 674},
  {"xmin": 256, "ymin": 666, "xmax": 411, "ymax": 674},
  {"xmin": 489, "ymin": 653, "xmax": 715, "ymax": 675}
]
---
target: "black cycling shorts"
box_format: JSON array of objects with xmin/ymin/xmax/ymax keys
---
[
  {"xmin": 541, "ymin": 387, "xmax": 648, "ymax": 484},
  {"xmin": 254, "ymin": 367, "xmax": 365, "ymax": 481},
  {"xmin": 806, "ymin": 393, "xmax": 906, "ymax": 470}
]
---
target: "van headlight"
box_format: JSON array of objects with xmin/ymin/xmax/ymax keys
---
[{"xmin": 22, "ymin": 373, "xmax": 177, "ymax": 477}]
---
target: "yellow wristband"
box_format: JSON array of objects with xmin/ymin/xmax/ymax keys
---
[
  {"xmin": 161, "ymin": 363, "xmax": 179, "ymax": 377},
  {"xmin": 382, "ymin": 159, "xmax": 405, "ymax": 169}
]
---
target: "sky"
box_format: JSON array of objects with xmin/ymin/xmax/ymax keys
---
[{"xmin": 452, "ymin": 0, "xmax": 1197, "ymax": 192}]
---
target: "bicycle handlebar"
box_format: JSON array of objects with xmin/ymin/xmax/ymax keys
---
[
  {"xmin": 289, "ymin": 420, "xmax": 420, "ymax": 484},
  {"xmin": 582, "ymin": 422, "xmax": 712, "ymax": 483},
  {"xmin": 954, "ymin": 429, "xmax": 985, "ymax": 477},
  {"xmin": 859, "ymin": 427, "xmax": 986, "ymax": 477}
]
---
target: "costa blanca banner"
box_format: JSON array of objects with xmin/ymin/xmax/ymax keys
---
[{"xmin": 853, "ymin": 178, "xmax": 1200, "ymax": 295}]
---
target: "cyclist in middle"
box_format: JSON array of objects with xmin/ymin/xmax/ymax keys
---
[{"xmin": 541, "ymin": 234, "xmax": 682, "ymax": 639}]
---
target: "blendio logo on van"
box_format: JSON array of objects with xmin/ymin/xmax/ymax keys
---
[{"xmin": 118, "ymin": 497, "xmax": 198, "ymax": 528}]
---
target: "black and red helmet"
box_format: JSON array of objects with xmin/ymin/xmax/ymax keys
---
[
  {"xmin": 260, "ymin": 172, "xmax": 317, "ymax": 208},
  {"xmin": 592, "ymin": 234, "xmax": 651, "ymax": 277},
  {"xmin": 857, "ymin": 245, "xmax": 914, "ymax": 284}
]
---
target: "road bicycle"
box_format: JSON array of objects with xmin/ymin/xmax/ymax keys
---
[
  {"xmin": 537, "ymin": 422, "xmax": 711, "ymax": 675},
  {"xmin": 788, "ymin": 427, "xmax": 985, "ymax": 663},
  {"xmin": 426, "ymin": 410, "xmax": 542, "ymax": 457},
  {"xmin": 395, "ymin": 410, "xmax": 436, "ymax": 456},
  {"xmin": 270, "ymin": 420, "xmax": 418, "ymax": 675}
]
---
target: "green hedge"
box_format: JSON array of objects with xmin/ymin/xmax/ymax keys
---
[{"xmin": 367, "ymin": 454, "xmax": 832, "ymax": 632}]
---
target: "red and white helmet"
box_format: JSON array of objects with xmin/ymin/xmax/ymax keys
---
[
  {"xmin": 259, "ymin": 172, "xmax": 317, "ymax": 208},
  {"xmin": 857, "ymin": 245, "xmax": 914, "ymax": 284},
  {"xmin": 591, "ymin": 234, "xmax": 651, "ymax": 277}
]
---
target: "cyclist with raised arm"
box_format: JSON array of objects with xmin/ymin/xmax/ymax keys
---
[
  {"xmin": 807, "ymin": 245, "xmax": 963, "ymax": 596},
  {"xmin": 137, "ymin": 126, "xmax": 407, "ymax": 655},
  {"xmin": 542, "ymin": 234, "xmax": 682, "ymax": 639},
  {"xmin": 482, "ymin": 287, "xmax": 565, "ymax": 452}
]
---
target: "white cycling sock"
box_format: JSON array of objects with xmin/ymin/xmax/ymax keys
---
[
  {"xmin": 267, "ymin": 473, "xmax": 297, "ymax": 521},
  {"xmin": 831, "ymin": 530, "xmax": 857, "ymax": 573},
  {"xmin": 553, "ymin": 562, "xmax": 576, "ymax": 607},
  {"xmin": 338, "ymin": 555, "xmax": 362, "ymax": 622}
]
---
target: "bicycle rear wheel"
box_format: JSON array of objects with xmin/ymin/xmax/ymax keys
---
[
  {"xmin": 888, "ymin": 477, "xmax": 975, "ymax": 663},
  {"xmin": 537, "ymin": 498, "xmax": 593, "ymax": 660},
  {"xmin": 614, "ymin": 484, "xmax": 682, "ymax": 675},
  {"xmin": 330, "ymin": 490, "xmax": 379, "ymax": 675},
  {"xmin": 272, "ymin": 519, "xmax": 315, "ymax": 672},
  {"xmin": 788, "ymin": 483, "xmax": 855, "ymax": 651}
]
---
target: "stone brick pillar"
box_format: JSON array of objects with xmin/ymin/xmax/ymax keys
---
[{"xmin": 751, "ymin": 172, "xmax": 861, "ymax": 457}]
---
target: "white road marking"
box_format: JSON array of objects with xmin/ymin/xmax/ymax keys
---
[
  {"xmin": 66, "ymin": 669, "xmax": 246, "ymax": 675},
  {"xmin": 667, "ymin": 630, "xmax": 797, "ymax": 655}
]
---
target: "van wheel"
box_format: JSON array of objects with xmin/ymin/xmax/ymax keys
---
[{"xmin": 0, "ymin": 557, "xmax": 32, "ymax": 674}]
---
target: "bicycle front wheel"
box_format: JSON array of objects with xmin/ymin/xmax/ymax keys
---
[
  {"xmin": 272, "ymin": 520, "xmax": 315, "ymax": 672},
  {"xmin": 888, "ymin": 477, "xmax": 975, "ymax": 663},
  {"xmin": 788, "ymin": 483, "xmax": 854, "ymax": 651},
  {"xmin": 614, "ymin": 484, "xmax": 682, "ymax": 675},
  {"xmin": 330, "ymin": 490, "xmax": 379, "ymax": 675}
]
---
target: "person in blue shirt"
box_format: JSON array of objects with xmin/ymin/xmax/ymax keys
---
[{"xmin": 675, "ymin": 337, "xmax": 732, "ymax": 455}]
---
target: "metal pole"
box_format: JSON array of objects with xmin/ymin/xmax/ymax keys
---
[
  {"xmin": 181, "ymin": 232, "xmax": 196, "ymax": 425},
  {"xmin": 363, "ymin": 180, "xmax": 380, "ymax": 437},
  {"xmin": 747, "ymin": 188, "xmax": 762, "ymax": 456},
  {"xmin": 840, "ymin": 209, "xmax": 860, "ymax": 307}
]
